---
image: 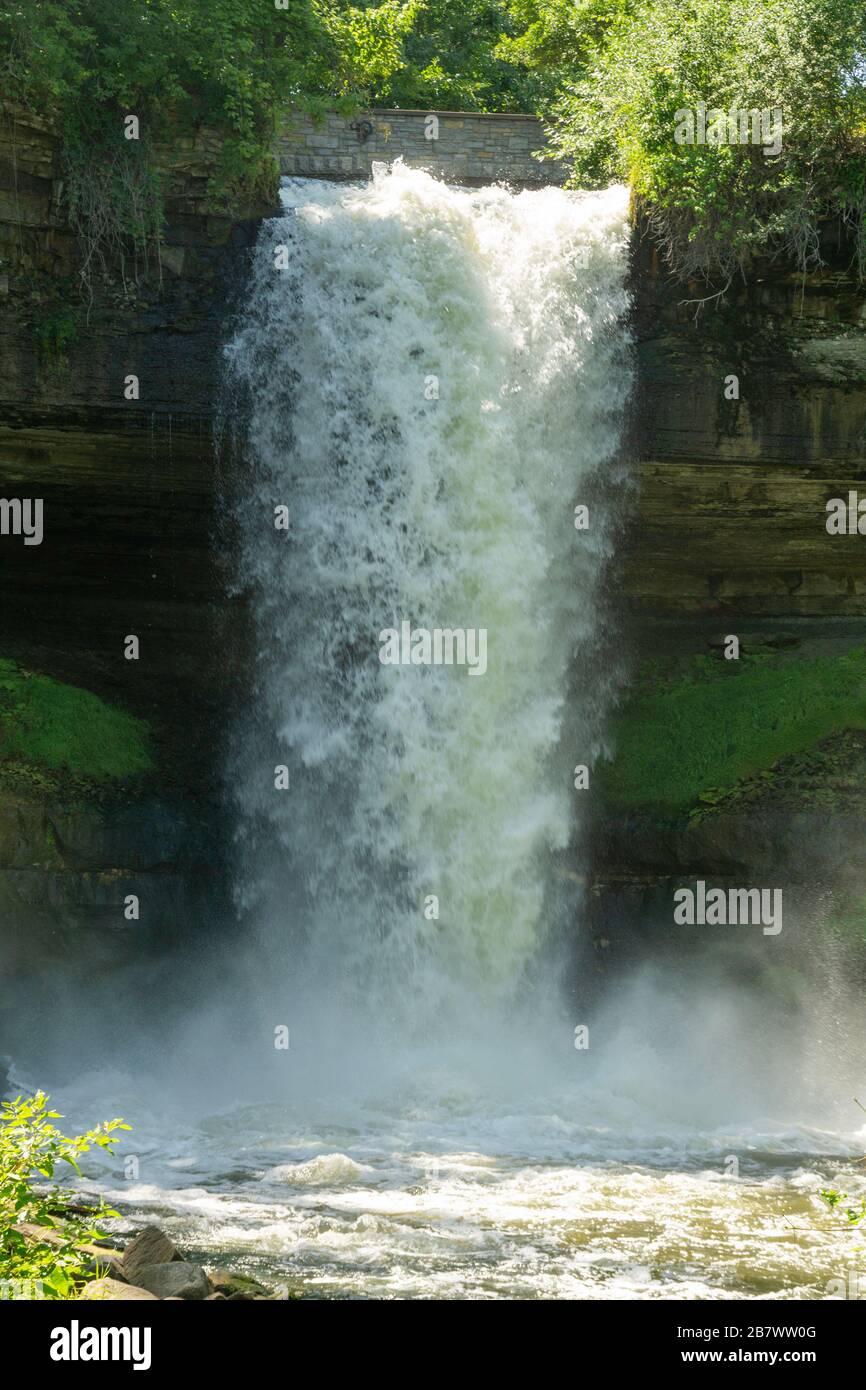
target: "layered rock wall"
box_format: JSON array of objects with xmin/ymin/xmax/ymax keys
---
[
  {"xmin": 2, "ymin": 103, "xmax": 866, "ymax": 1014},
  {"xmin": 627, "ymin": 230, "xmax": 866, "ymax": 615}
]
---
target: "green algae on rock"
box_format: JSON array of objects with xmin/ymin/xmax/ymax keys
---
[
  {"xmin": 0, "ymin": 659, "xmax": 151, "ymax": 787},
  {"xmin": 597, "ymin": 645, "xmax": 866, "ymax": 815}
]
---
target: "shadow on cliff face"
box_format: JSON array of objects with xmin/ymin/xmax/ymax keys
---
[{"xmin": 0, "ymin": 653, "xmax": 238, "ymax": 1073}]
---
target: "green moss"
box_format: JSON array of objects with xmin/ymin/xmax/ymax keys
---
[
  {"xmin": 0, "ymin": 660, "xmax": 151, "ymax": 784},
  {"xmin": 598, "ymin": 646, "xmax": 866, "ymax": 814},
  {"xmin": 34, "ymin": 305, "xmax": 80, "ymax": 375}
]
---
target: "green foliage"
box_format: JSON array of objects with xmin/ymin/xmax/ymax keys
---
[
  {"xmin": 0, "ymin": 658, "xmax": 151, "ymax": 781},
  {"xmin": 510, "ymin": 0, "xmax": 866, "ymax": 280},
  {"xmin": 0, "ymin": 1091, "xmax": 128, "ymax": 1300},
  {"xmin": 497, "ymin": 0, "xmax": 632, "ymax": 89},
  {"xmin": 6, "ymin": 0, "xmax": 863, "ymax": 285},
  {"xmin": 0, "ymin": 0, "xmax": 421, "ymax": 291},
  {"xmin": 1, "ymin": 0, "xmax": 341, "ymax": 171},
  {"xmin": 34, "ymin": 304, "xmax": 81, "ymax": 375},
  {"xmin": 321, "ymin": 0, "xmax": 422, "ymax": 99},
  {"xmin": 365, "ymin": 0, "xmax": 555, "ymax": 111},
  {"xmin": 597, "ymin": 646, "xmax": 866, "ymax": 814},
  {"xmin": 63, "ymin": 130, "xmax": 165, "ymax": 300},
  {"xmin": 821, "ymin": 1187, "xmax": 866, "ymax": 1224}
]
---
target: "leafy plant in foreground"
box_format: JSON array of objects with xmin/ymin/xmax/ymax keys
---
[
  {"xmin": 821, "ymin": 1188, "xmax": 866, "ymax": 1225},
  {"xmin": 0, "ymin": 1090, "xmax": 129, "ymax": 1300}
]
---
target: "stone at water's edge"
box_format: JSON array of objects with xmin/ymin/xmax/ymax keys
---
[
  {"xmin": 135, "ymin": 1262, "xmax": 213, "ymax": 1300},
  {"xmin": 119, "ymin": 1225, "xmax": 183, "ymax": 1285},
  {"xmin": 80, "ymin": 1278, "xmax": 158, "ymax": 1301},
  {"xmin": 34, "ymin": 1218, "xmax": 278, "ymax": 1300},
  {"xmin": 207, "ymin": 1268, "xmax": 274, "ymax": 1299}
]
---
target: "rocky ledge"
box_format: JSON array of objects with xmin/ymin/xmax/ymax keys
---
[{"xmin": 15, "ymin": 1219, "xmax": 294, "ymax": 1302}]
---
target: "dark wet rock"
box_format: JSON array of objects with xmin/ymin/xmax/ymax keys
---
[
  {"xmin": 707, "ymin": 630, "xmax": 801, "ymax": 651},
  {"xmin": 120, "ymin": 1226, "xmax": 183, "ymax": 1285},
  {"xmin": 207, "ymin": 1269, "xmax": 274, "ymax": 1299},
  {"xmin": 135, "ymin": 1262, "xmax": 212, "ymax": 1300},
  {"xmin": 626, "ymin": 215, "xmax": 866, "ymax": 619}
]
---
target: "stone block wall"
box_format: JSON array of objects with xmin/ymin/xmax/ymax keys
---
[{"xmin": 277, "ymin": 109, "xmax": 569, "ymax": 186}]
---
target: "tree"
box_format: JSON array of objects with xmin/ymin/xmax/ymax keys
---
[{"xmin": 506, "ymin": 0, "xmax": 866, "ymax": 280}]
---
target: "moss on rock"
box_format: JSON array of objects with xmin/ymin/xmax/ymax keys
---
[
  {"xmin": 598, "ymin": 645, "xmax": 866, "ymax": 815},
  {"xmin": 0, "ymin": 658, "xmax": 151, "ymax": 789}
]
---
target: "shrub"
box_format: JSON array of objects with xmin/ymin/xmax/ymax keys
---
[
  {"xmin": 0, "ymin": 1091, "xmax": 129, "ymax": 1300},
  {"xmin": 505, "ymin": 0, "xmax": 866, "ymax": 282}
]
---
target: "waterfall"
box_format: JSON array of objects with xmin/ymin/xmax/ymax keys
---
[
  {"xmin": 38, "ymin": 167, "xmax": 866, "ymax": 1309},
  {"xmin": 225, "ymin": 162, "xmax": 632, "ymax": 1033}
]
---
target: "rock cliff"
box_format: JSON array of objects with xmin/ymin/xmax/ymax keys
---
[{"xmin": 1, "ymin": 102, "xmax": 865, "ymax": 1031}]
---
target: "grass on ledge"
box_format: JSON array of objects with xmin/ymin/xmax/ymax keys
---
[
  {"xmin": 0, "ymin": 659, "xmax": 151, "ymax": 788},
  {"xmin": 597, "ymin": 646, "xmax": 866, "ymax": 815}
]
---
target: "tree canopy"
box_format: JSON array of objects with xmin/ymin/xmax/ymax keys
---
[
  {"xmin": 504, "ymin": 0, "xmax": 866, "ymax": 278},
  {"xmin": 2, "ymin": 0, "xmax": 865, "ymax": 281}
]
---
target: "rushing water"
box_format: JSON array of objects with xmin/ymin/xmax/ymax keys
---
[
  {"xmin": 34, "ymin": 166, "xmax": 866, "ymax": 1299},
  {"xmin": 41, "ymin": 1038, "xmax": 866, "ymax": 1301},
  {"xmin": 223, "ymin": 164, "xmax": 631, "ymax": 1021}
]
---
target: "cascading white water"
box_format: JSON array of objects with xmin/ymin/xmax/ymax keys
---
[{"xmin": 225, "ymin": 163, "xmax": 632, "ymax": 1023}]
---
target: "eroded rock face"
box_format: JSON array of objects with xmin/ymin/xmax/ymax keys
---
[
  {"xmin": 582, "ymin": 619, "xmax": 866, "ymax": 990},
  {"xmin": 626, "ymin": 224, "xmax": 866, "ymax": 616},
  {"xmin": 583, "ymin": 225, "xmax": 866, "ymax": 968},
  {"xmin": 0, "ymin": 106, "xmax": 251, "ymax": 1030},
  {"xmin": 0, "ymin": 102, "xmax": 258, "ymax": 717}
]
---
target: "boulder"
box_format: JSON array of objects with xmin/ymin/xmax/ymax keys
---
[
  {"xmin": 120, "ymin": 1225, "xmax": 182, "ymax": 1285},
  {"xmin": 207, "ymin": 1269, "xmax": 273, "ymax": 1299},
  {"xmin": 80, "ymin": 1278, "xmax": 157, "ymax": 1301},
  {"xmin": 135, "ymin": 1262, "xmax": 212, "ymax": 1300}
]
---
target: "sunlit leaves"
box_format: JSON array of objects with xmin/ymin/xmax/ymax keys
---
[
  {"xmin": 525, "ymin": 0, "xmax": 866, "ymax": 278},
  {"xmin": 0, "ymin": 1090, "xmax": 128, "ymax": 1300}
]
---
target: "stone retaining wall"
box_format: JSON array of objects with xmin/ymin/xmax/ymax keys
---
[{"xmin": 277, "ymin": 109, "xmax": 569, "ymax": 186}]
